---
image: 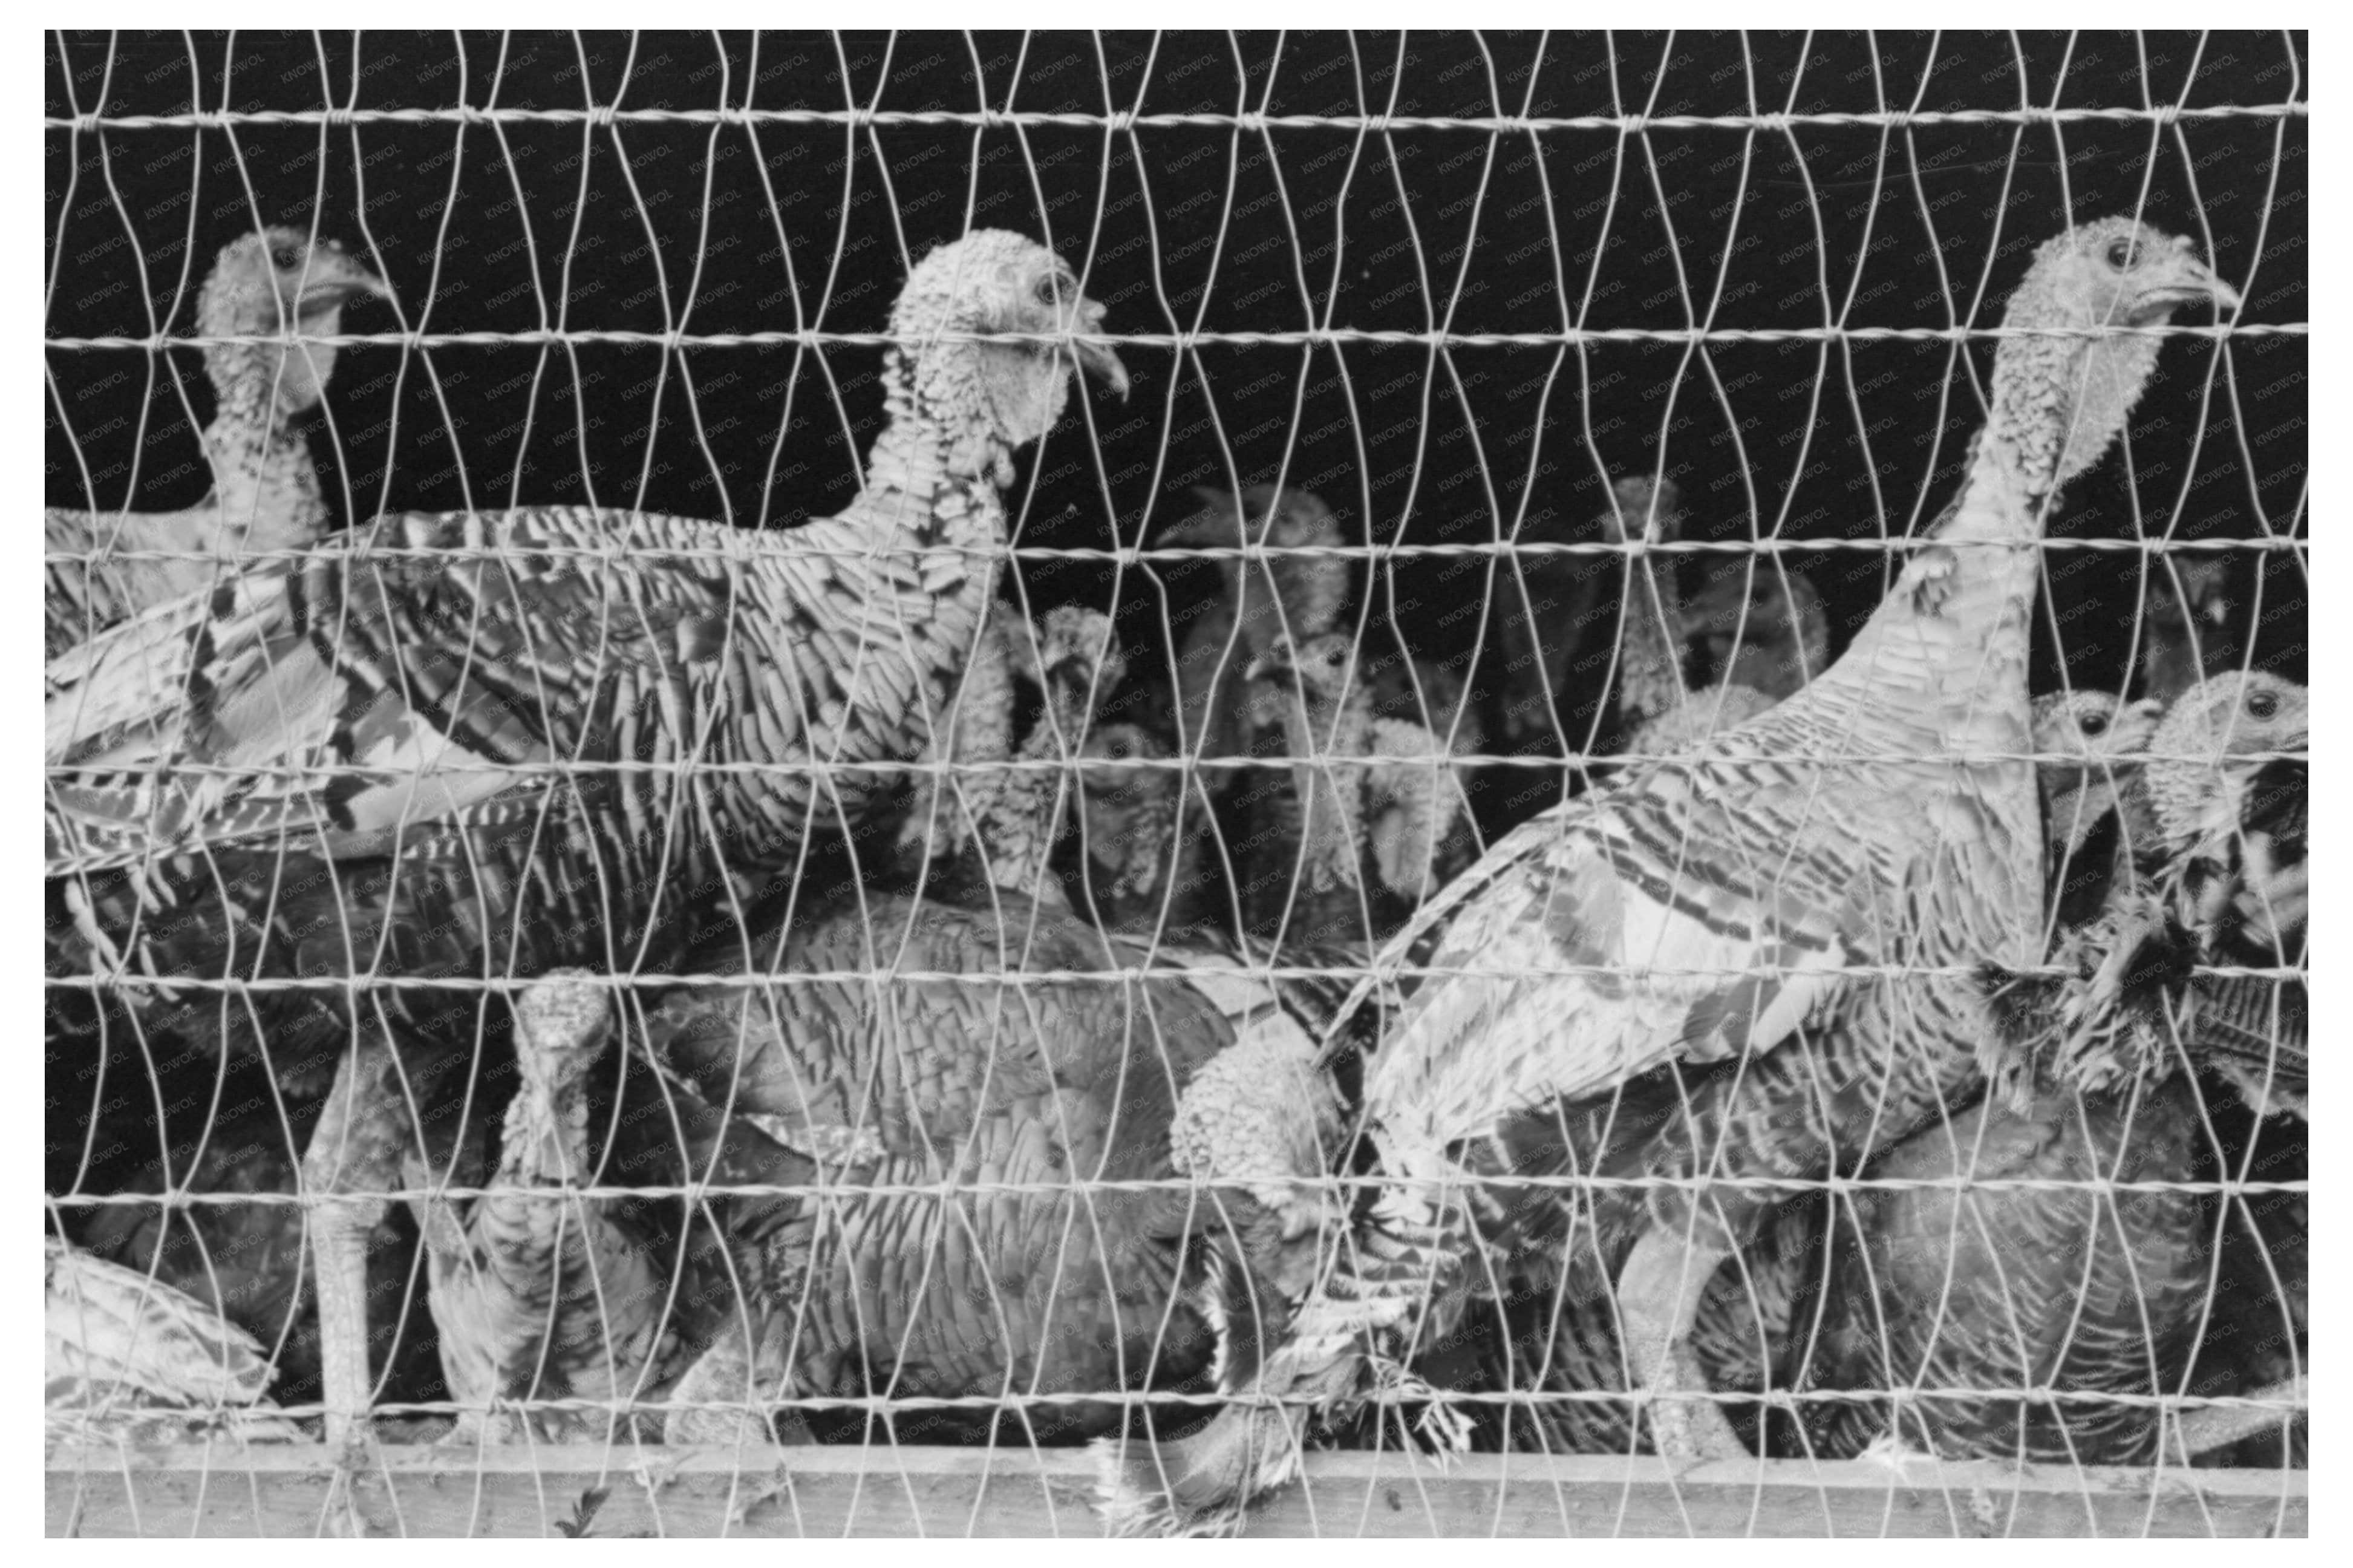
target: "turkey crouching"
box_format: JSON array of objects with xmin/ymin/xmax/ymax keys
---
[
  {"xmin": 620, "ymin": 894, "xmax": 1337, "ymax": 1446},
  {"xmin": 45, "ymin": 228, "xmax": 1128, "ymax": 1441}
]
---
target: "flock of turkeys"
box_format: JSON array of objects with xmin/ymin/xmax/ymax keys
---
[{"xmin": 45, "ymin": 220, "xmax": 2302, "ymax": 1534}]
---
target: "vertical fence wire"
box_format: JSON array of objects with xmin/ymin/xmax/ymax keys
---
[{"xmin": 44, "ymin": 28, "xmax": 2306, "ymax": 1535}]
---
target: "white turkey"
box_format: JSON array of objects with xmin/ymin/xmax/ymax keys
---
[
  {"xmin": 45, "ymin": 226, "xmax": 388, "ymax": 662},
  {"xmin": 1094, "ymin": 216, "xmax": 2239, "ymax": 1533},
  {"xmin": 44, "ymin": 228, "xmax": 1128, "ymax": 1442}
]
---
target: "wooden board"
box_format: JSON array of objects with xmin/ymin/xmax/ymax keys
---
[{"xmin": 47, "ymin": 1443, "xmax": 2306, "ymax": 1538}]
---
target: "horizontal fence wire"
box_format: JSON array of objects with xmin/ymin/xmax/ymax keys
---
[{"xmin": 44, "ymin": 28, "xmax": 2306, "ymax": 1538}]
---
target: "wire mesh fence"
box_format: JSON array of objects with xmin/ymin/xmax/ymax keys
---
[{"xmin": 44, "ymin": 30, "xmax": 2305, "ymax": 1538}]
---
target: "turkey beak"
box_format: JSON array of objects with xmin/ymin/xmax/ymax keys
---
[
  {"xmin": 296, "ymin": 255, "xmax": 393, "ymax": 316},
  {"xmin": 1244, "ymin": 647, "xmax": 1293, "ymax": 684},
  {"xmin": 1072, "ymin": 298, "xmax": 1129, "ymax": 400},
  {"xmin": 2137, "ymin": 252, "xmax": 2241, "ymax": 317}
]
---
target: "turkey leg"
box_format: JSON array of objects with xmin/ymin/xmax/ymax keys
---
[
  {"xmin": 302, "ymin": 1031, "xmax": 411, "ymax": 1445},
  {"xmin": 1617, "ymin": 1227, "xmax": 1744, "ymax": 1463}
]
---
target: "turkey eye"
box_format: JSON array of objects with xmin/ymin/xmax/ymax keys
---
[
  {"xmin": 2104, "ymin": 238, "xmax": 2135, "ymax": 269},
  {"xmin": 1033, "ymin": 275, "xmax": 1062, "ymax": 307},
  {"xmin": 2080, "ymin": 713, "xmax": 2109, "ymax": 737},
  {"xmin": 2247, "ymin": 690, "xmax": 2279, "ymax": 720}
]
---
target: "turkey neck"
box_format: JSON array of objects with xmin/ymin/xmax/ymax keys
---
[
  {"xmin": 1614, "ymin": 532, "xmax": 1688, "ymax": 733},
  {"xmin": 976, "ymin": 673, "xmax": 1092, "ymax": 903},
  {"xmin": 203, "ymin": 335, "xmax": 327, "ymax": 553},
  {"xmin": 1273, "ymin": 684, "xmax": 1368, "ymax": 895},
  {"xmin": 495, "ymin": 1052, "xmax": 595, "ymax": 1198},
  {"xmin": 850, "ymin": 343, "xmax": 1017, "ymax": 637}
]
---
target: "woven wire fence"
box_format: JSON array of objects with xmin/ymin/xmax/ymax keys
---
[{"xmin": 45, "ymin": 30, "xmax": 2305, "ymax": 1538}]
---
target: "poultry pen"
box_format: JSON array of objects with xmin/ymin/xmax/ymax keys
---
[{"xmin": 44, "ymin": 30, "xmax": 2306, "ymax": 1539}]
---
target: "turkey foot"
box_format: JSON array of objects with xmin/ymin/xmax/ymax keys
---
[
  {"xmin": 302, "ymin": 1033, "xmax": 411, "ymax": 1446},
  {"xmin": 1618, "ymin": 1229, "xmax": 1744, "ymax": 1464},
  {"xmin": 665, "ymin": 1313, "xmax": 809, "ymax": 1447}
]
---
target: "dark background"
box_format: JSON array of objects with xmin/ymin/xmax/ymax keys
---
[
  {"xmin": 42, "ymin": 26, "xmax": 2310, "ymax": 1432},
  {"xmin": 45, "ymin": 30, "xmax": 2307, "ymax": 725}
]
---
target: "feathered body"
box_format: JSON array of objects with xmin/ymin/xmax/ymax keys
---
[
  {"xmin": 45, "ymin": 229, "xmax": 1127, "ymax": 1437},
  {"xmin": 413, "ymin": 973, "xmax": 705, "ymax": 1442},
  {"xmin": 1245, "ymin": 632, "xmax": 1473, "ymax": 943},
  {"xmin": 1477, "ymin": 504, "xmax": 1613, "ymax": 750},
  {"xmin": 46, "ymin": 1236, "xmax": 301, "ymax": 1446},
  {"xmin": 47, "ymin": 228, "xmax": 387, "ymax": 661},
  {"xmin": 1076, "ymin": 723, "xmax": 1209, "ymax": 933},
  {"xmin": 629, "ymin": 897, "xmax": 1242, "ymax": 1443},
  {"xmin": 1161, "ymin": 485, "xmax": 1351, "ymax": 788},
  {"xmin": 1685, "ymin": 551, "xmax": 1831, "ymax": 706},
  {"xmin": 1800, "ymin": 1072, "xmax": 2210, "ymax": 1465},
  {"xmin": 1095, "ymin": 218, "xmax": 2238, "ymax": 1532}
]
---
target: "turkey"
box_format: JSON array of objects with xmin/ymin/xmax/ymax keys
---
[
  {"xmin": 408, "ymin": 971, "xmax": 719, "ymax": 1442},
  {"xmin": 45, "ymin": 229, "xmax": 1128, "ymax": 1442},
  {"xmin": 1094, "ymin": 217, "xmax": 2239, "ymax": 1534},
  {"xmin": 1158, "ymin": 484, "xmax": 1351, "ymax": 797},
  {"xmin": 1074, "ymin": 722, "xmax": 1212, "ymax": 934},
  {"xmin": 974, "ymin": 606, "xmax": 1129, "ymax": 907},
  {"xmin": 46, "ymin": 1235, "xmax": 302, "ymax": 1446},
  {"xmin": 2034, "ymin": 689, "xmax": 2167, "ymax": 930},
  {"xmin": 1468, "ymin": 685, "xmax": 2165, "ymax": 1460},
  {"xmin": 617, "ymin": 892, "xmax": 1350, "ymax": 1448},
  {"xmin": 895, "ymin": 613, "xmax": 1022, "ymax": 878},
  {"xmin": 1593, "ymin": 475, "xmax": 1782, "ymax": 757},
  {"xmin": 1244, "ymin": 631, "xmax": 1474, "ymax": 944},
  {"xmin": 609, "ymin": 662, "xmax": 1363, "ymax": 1449},
  {"xmin": 1472, "ymin": 503, "xmax": 1614, "ymax": 751},
  {"xmin": 2133, "ymin": 552, "xmax": 2237, "ymax": 704},
  {"xmin": 1683, "ymin": 544, "xmax": 1830, "ymax": 707},
  {"xmin": 1790, "ymin": 675, "xmax": 2306, "ymax": 1466},
  {"xmin": 2003, "ymin": 673, "xmax": 2308, "ymax": 1116},
  {"xmin": 64, "ymin": 1042, "xmax": 469, "ymax": 1426},
  {"xmin": 45, "ymin": 227, "xmax": 388, "ymax": 663},
  {"xmin": 1797, "ymin": 1071, "xmax": 2214, "ymax": 1465},
  {"xmin": 896, "ymin": 604, "xmax": 1124, "ymax": 909}
]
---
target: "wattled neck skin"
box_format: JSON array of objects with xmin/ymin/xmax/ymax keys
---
[
  {"xmin": 195, "ymin": 229, "xmax": 387, "ymax": 545},
  {"xmin": 853, "ymin": 232, "xmax": 1124, "ymax": 555}
]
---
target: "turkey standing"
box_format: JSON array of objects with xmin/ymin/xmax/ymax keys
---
[
  {"xmin": 46, "ymin": 1235, "xmax": 302, "ymax": 1446},
  {"xmin": 1466, "ymin": 687, "xmax": 2165, "ymax": 1460},
  {"xmin": 45, "ymin": 227, "xmax": 388, "ymax": 663},
  {"xmin": 1784, "ymin": 676, "xmax": 2305, "ymax": 1466},
  {"xmin": 1094, "ymin": 217, "xmax": 2239, "ymax": 1534},
  {"xmin": 1244, "ymin": 631, "xmax": 1474, "ymax": 944},
  {"xmin": 408, "ymin": 971, "xmax": 716, "ymax": 1442},
  {"xmin": 44, "ymin": 229, "xmax": 1128, "ymax": 1442}
]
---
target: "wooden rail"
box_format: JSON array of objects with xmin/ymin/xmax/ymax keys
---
[{"xmin": 47, "ymin": 1443, "xmax": 2305, "ymax": 1537}]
